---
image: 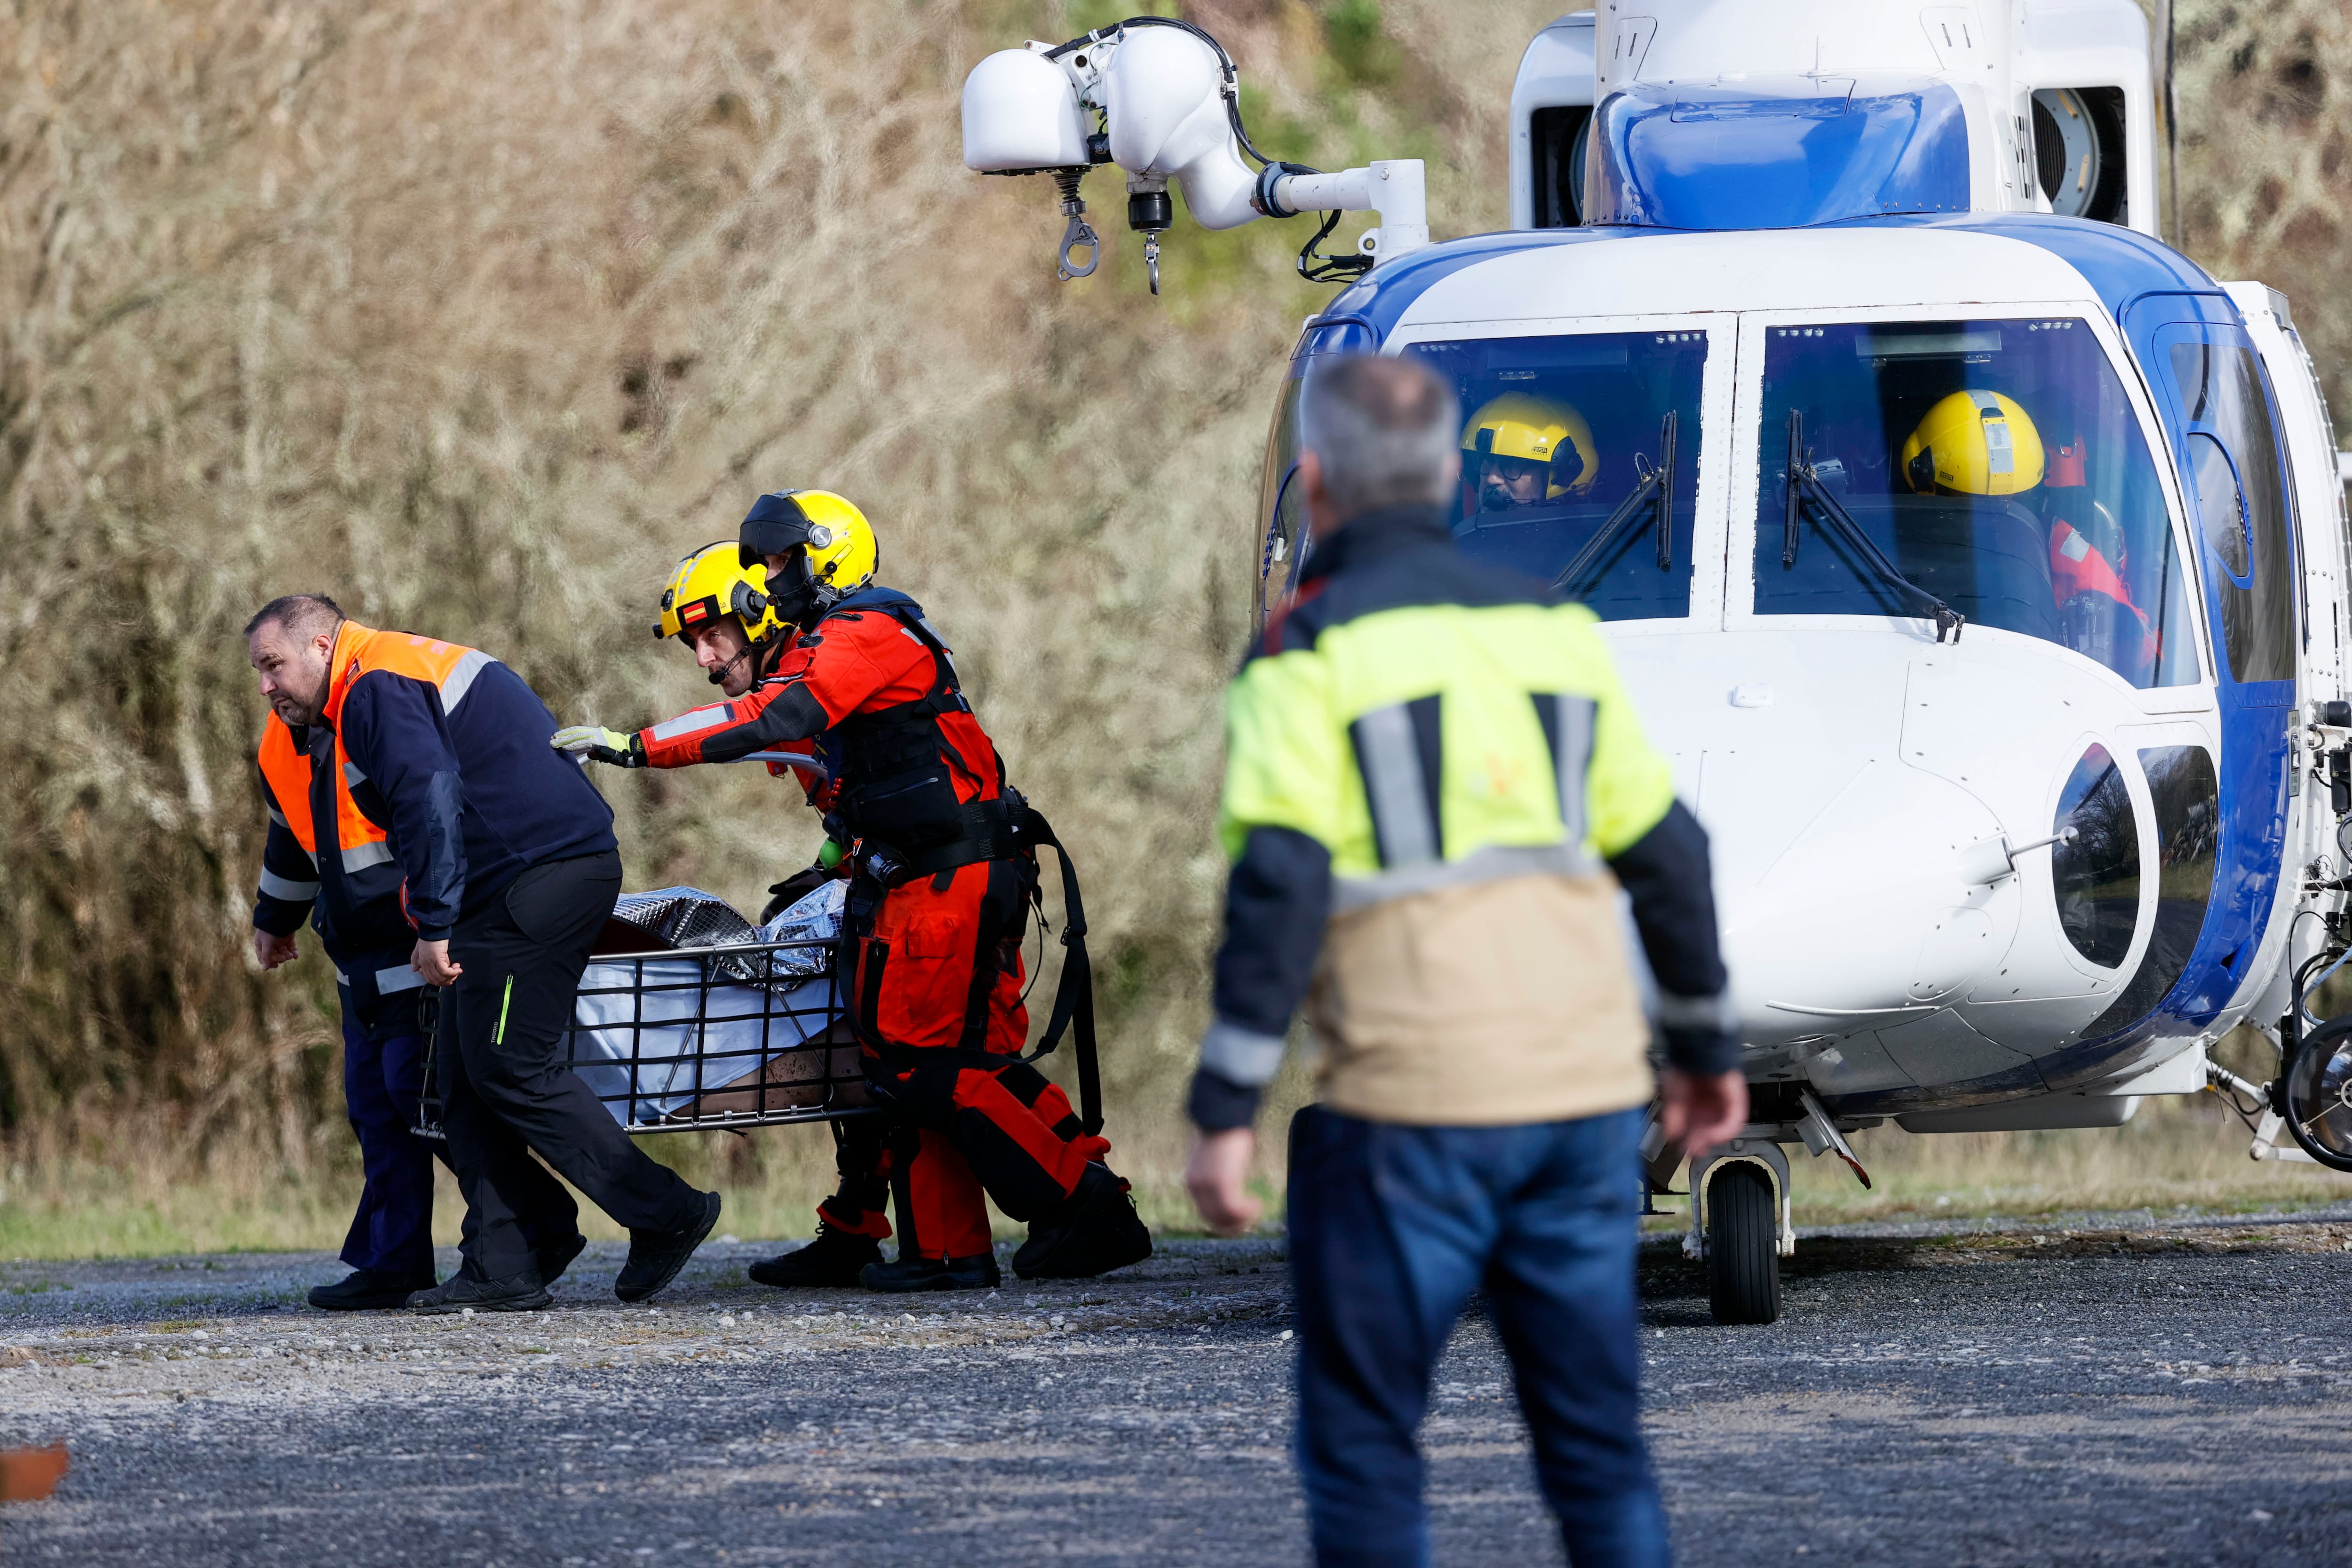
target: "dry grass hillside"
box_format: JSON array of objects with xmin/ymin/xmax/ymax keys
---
[{"xmin": 0, "ymin": 0, "xmax": 2347, "ymax": 1240}]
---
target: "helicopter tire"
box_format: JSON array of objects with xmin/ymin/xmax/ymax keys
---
[{"xmin": 1706, "ymin": 1162, "xmax": 1781, "ymax": 1326}]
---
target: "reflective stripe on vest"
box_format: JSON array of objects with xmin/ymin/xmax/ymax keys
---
[
  {"xmin": 1533, "ymin": 693, "xmax": 1597, "ymax": 851},
  {"xmin": 1333, "ymin": 690, "xmax": 1601, "ymax": 913},
  {"xmin": 1348, "ymin": 698, "xmax": 1442, "ymax": 869}
]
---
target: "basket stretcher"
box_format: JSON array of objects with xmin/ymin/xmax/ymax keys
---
[{"xmin": 560, "ymin": 934, "xmax": 879, "ymax": 1133}]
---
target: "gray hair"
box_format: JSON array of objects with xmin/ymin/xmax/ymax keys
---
[{"xmin": 1299, "ymin": 354, "xmax": 1461, "ymax": 521}]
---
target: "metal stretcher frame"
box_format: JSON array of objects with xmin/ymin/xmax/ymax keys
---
[{"xmin": 560, "ymin": 935, "xmax": 882, "ymax": 1134}]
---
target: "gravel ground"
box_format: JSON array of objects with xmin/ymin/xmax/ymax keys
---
[{"xmin": 4, "ymin": 1209, "xmax": 2351, "ymax": 1566}]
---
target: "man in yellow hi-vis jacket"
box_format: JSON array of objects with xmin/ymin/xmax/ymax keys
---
[{"xmin": 1184, "ymin": 354, "xmax": 1746, "ymax": 1568}]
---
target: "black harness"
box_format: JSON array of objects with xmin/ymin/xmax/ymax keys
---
[{"xmin": 825, "ymin": 596, "xmax": 1102, "ymax": 1135}]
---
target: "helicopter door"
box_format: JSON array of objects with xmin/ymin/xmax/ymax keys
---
[{"xmin": 2141, "ymin": 320, "xmax": 2298, "ymax": 1017}]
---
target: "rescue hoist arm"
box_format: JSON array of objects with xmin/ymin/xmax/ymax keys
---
[{"xmin": 961, "ymin": 18, "xmax": 1429, "ymax": 295}]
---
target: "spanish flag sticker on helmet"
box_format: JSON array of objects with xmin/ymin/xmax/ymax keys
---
[
  {"xmin": 652, "ymin": 542, "xmax": 785, "ymax": 644},
  {"xmin": 1901, "ymin": 390, "xmax": 2046, "ymax": 497}
]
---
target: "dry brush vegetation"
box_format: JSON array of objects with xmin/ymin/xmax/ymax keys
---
[{"xmin": 0, "ymin": 0, "xmax": 2346, "ymax": 1243}]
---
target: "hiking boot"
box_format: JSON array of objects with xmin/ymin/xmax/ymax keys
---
[
  {"xmin": 858, "ymin": 1251, "xmax": 1002, "ymax": 1293},
  {"xmin": 535, "ymin": 1232, "xmax": 588, "ymax": 1288},
  {"xmin": 615, "ymin": 1190, "xmax": 722, "ymax": 1303},
  {"xmin": 1013, "ymin": 1164, "xmax": 1153, "ymax": 1281},
  {"xmin": 747, "ymin": 1225, "xmax": 883, "ymax": 1289},
  {"xmin": 407, "ymin": 1271, "xmax": 551, "ymax": 1314},
  {"xmin": 308, "ymin": 1268, "xmax": 436, "ymax": 1312}
]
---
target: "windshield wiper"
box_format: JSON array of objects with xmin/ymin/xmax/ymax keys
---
[
  {"xmin": 1554, "ymin": 410, "xmax": 1677, "ymax": 597},
  {"xmin": 1781, "ymin": 408, "xmax": 1964, "ymax": 643}
]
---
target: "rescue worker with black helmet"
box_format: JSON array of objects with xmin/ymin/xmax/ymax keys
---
[
  {"xmin": 1460, "ymin": 393, "xmax": 1600, "ymax": 513},
  {"xmin": 557, "ymin": 491, "xmax": 1151, "ymax": 1291}
]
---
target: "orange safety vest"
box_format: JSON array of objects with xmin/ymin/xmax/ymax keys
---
[
  {"xmin": 257, "ymin": 716, "xmax": 392, "ymax": 875},
  {"xmin": 318, "ymin": 620, "xmax": 497, "ymax": 823}
]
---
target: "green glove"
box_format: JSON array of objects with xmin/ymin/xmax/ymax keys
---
[{"xmin": 550, "ymin": 724, "xmax": 644, "ymax": 768}]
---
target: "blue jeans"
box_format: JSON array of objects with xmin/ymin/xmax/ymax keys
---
[
  {"xmin": 1287, "ymin": 1104, "xmax": 1668, "ymax": 1568},
  {"xmin": 339, "ymin": 1005, "xmax": 438, "ymax": 1280}
]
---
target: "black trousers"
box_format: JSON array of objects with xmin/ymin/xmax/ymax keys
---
[{"xmin": 440, "ymin": 851, "xmax": 699, "ymax": 1280}]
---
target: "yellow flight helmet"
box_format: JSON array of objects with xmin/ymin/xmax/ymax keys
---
[
  {"xmin": 1461, "ymin": 393, "xmax": 1599, "ymax": 498},
  {"xmin": 652, "ymin": 542, "xmax": 784, "ymax": 645},
  {"xmin": 738, "ymin": 489, "xmax": 879, "ymax": 616},
  {"xmin": 1901, "ymin": 390, "xmax": 2046, "ymax": 497}
]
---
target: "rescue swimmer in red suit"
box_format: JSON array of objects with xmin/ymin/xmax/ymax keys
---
[{"xmin": 556, "ymin": 492, "xmax": 1152, "ymax": 1291}]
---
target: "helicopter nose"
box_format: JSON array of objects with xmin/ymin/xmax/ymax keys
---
[{"xmin": 1701, "ymin": 755, "xmax": 2020, "ymax": 1049}]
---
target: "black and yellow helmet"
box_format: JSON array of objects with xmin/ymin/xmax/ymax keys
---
[{"xmin": 738, "ymin": 490, "xmax": 878, "ymax": 610}]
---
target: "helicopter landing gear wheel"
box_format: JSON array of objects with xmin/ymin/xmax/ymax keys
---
[{"xmin": 1706, "ymin": 1162, "xmax": 1781, "ymax": 1325}]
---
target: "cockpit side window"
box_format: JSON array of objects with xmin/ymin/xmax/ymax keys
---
[
  {"xmin": 1403, "ymin": 331, "xmax": 1708, "ymax": 621},
  {"xmin": 1753, "ymin": 318, "xmax": 2199, "ymax": 689},
  {"xmin": 2166, "ymin": 340, "xmax": 2297, "ymax": 685},
  {"xmin": 1255, "ymin": 378, "xmax": 1308, "ymax": 628}
]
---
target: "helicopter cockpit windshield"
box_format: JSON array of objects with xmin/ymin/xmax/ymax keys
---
[
  {"xmin": 1757, "ymin": 317, "xmax": 2199, "ymax": 688},
  {"xmin": 1408, "ymin": 331, "xmax": 1707, "ymax": 621}
]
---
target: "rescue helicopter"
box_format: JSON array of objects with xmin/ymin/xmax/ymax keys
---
[{"xmin": 958, "ymin": 0, "xmax": 2352, "ymax": 1323}]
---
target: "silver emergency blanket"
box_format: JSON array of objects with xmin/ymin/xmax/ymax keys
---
[
  {"xmin": 759, "ymin": 878, "xmax": 846, "ymax": 977},
  {"xmin": 610, "ymin": 886, "xmax": 765, "ymax": 983},
  {"xmin": 571, "ymin": 883, "xmax": 848, "ymax": 1124}
]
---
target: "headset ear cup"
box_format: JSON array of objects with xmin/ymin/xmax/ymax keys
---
[{"xmin": 1907, "ymin": 446, "xmax": 1938, "ymax": 494}]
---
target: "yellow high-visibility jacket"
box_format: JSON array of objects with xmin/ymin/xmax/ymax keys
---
[{"xmin": 1191, "ymin": 505, "xmax": 1736, "ymax": 1131}]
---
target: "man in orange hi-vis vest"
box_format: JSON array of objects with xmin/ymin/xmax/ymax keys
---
[
  {"xmin": 246, "ymin": 594, "xmax": 720, "ymax": 1312},
  {"xmin": 254, "ymin": 705, "xmax": 573, "ymax": 1311}
]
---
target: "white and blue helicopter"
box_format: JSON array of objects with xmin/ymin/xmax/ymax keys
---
[{"xmin": 961, "ymin": 0, "xmax": 2352, "ymax": 1322}]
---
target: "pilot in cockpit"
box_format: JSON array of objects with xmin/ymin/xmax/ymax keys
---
[
  {"xmin": 1460, "ymin": 393, "xmax": 1600, "ymax": 514},
  {"xmin": 1898, "ymin": 390, "xmax": 2155, "ymax": 679}
]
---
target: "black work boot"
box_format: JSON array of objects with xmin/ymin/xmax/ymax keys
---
[
  {"xmin": 407, "ymin": 1270, "xmax": 551, "ymax": 1314},
  {"xmin": 747, "ymin": 1225, "xmax": 883, "ymax": 1289},
  {"xmin": 858, "ymin": 1251, "xmax": 1003, "ymax": 1293},
  {"xmin": 1014, "ymin": 1164, "xmax": 1153, "ymax": 1281},
  {"xmin": 535, "ymin": 1232, "xmax": 588, "ymax": 1288},
  {"xmin": 615, "ymin": 1189, "xmax": 723, "ymax": 1303},
  {"xmin": 309, "ymin": 1268, "xmax": 437, "ymax": 1312}
]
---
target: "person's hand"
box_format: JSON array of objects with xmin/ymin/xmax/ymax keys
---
[
  {"xmin": 252, "ymin": 928, "xmax": 299, "ymax": 971},
  {"xmin": 1184, "ymin": 1126, "xmax": 1263, "ymax": 1236},
  {"xmin": 1659, "ymin": 1067, "xmax": 1748, "ymax": 1159},
  {"xmin": 550, "ymin": 725, "xmax": 644, "ymax": 768},
  {"xmin": 411, "ymin": 938, "xmax": 462, "ymax": 987}
]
